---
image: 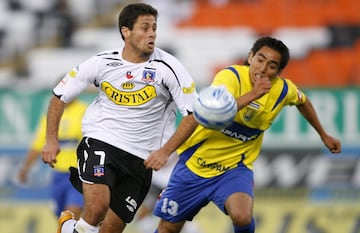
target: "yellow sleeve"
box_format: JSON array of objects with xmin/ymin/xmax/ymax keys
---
[
  {"xmin": 211, "ymin": 65, "xmax": 241, "ymax": 97},
  {"xmin": 285, "ymin": 78, "xmax": 307, "ymax": 106}
]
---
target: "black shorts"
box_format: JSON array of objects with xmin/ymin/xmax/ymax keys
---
[{"xmin": 70, "ymin": 137, "xmax": 152, "ymax": 223}]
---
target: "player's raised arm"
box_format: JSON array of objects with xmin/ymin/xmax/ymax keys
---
[{"xmin": 296, "ymin": 98, "xmax": 341, "ymax": 154}]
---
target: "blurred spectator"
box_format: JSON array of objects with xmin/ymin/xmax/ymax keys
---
[
  {"xmin": 18, "ymin": 95, "xmax": 87, "ymax": 220},
  {"xmin": 18, "ymin": 0, "xmax": 58, "ymax": 45},
  {"xmin": 6, "ymin": 0, "xmax": 22, "ymax": 10},
  {"xmin": 53, "ymin": 0, "xmax": 75, "ymax": 47}
]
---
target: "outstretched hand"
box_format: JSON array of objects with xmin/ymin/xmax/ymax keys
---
[
  {"xmin": 41, "ymin": 141, "xmax": 60, "ymax": 168},
  {"xmin": 144, "ymin": 149, "xmax": 169, "ymax": 171},
  {"xmin": 322, "ymin": 134, "xmax": 342, "ymax": 154}
]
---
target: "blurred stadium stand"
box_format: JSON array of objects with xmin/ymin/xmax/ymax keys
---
[
  {"xmin": 0, "ymin": 0, "xmax": 126, "ymax": 87},
  {"xmin": 0, "ymin": 0, "xmax": 359, "ymax": 88},
  {"xmin": 177, "ymin": 0, "xmax": 360, "ymax": 87}
]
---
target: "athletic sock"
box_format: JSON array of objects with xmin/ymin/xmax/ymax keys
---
[
  {"xmin": 61, "ymin": 219, "xmax": 76, "ymax": 233},
  {"xmin": 74, "ymin": 218, "xmax": 100, "ymax": 233}
]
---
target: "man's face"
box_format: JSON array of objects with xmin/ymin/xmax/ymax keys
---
[
  {"xmin": 247, "ymin": 46, "xmax": 282, "ymax": 84},
  {"xmin": 125, "ymin": 15, "xmax": 157, "ymax": 57}
]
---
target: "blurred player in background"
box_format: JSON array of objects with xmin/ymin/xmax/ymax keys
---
[
  {"xmin": 144, "ymin": 36, "xmax": 342, "ymax": 233},
  {"xmin": 41, "ymin": 3, "xmax": 197, "ymax": 233},
  {"xmin": 18, "ymin": 97, "xmax": 86, "ymax": 220}
]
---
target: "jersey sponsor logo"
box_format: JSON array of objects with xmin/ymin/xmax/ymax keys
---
[
  {"xmin": 101, "ymin": 81, "xmax": 157, "ymax": 106},
  {"xmin": 221, "ymin": 128, "xmax": 260, "ymax": 142},
  {"xmin": 197, "ymin": 157, "xmax": 231, "ymax": 172},
  {"xmin": 121, "ymin": 81, "xmax": 135, "ymax": 90},
  {"xmin": 126, "ymin": 71, "xmax": 133, "ymax": 79},
  {"xmin": 182, "ymin": 82, "xmax": 195, "ymax": 94},
  {"xmin": 68, "ymin": 69, "xmax": 77, "ymax": 78},
  {"xmin": 93, "ymin": 165, "xmax": 104, "ymax": 177},
  {"xmin": 125, "ymin": 196, "xmax": 137, "ymax": 212},
  {"xmin": 106, "ymin": 62, "xmax": 123, "ymax": 67},
  {"xmin": 142, "ymin": 70, "xmax": 156, "ymax": 83}
]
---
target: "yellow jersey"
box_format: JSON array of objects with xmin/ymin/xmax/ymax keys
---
[
  {"xmin": 31, "ymin": 100, "xmax": 87, "ymax": 172},
  {"xmin": 177, "ymin": 65, "xmax": 306, "ymax": 178}
]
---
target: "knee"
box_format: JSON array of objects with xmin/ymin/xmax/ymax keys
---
[
  {"xmin": 94, "ymin": 201, "xmax": 109, "ymax": 215},
  {"xmin": 83, "ymin": 197, "xmax": 109, "ymax": 224},
  {"xmin": 83, "ymin": 184, "xmax": 110, "ymax": 223},
  {"xmin": 230, "ymin": 209, "xmax": 253, "ymax": 227},
  {"xmin": 225, "ymin": 193, "xmax": 253, "ymax": 227}
]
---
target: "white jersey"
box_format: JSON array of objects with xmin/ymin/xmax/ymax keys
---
[{"xmin": 53, "ymin": 47, "xmax": 197, "ymax": 160}]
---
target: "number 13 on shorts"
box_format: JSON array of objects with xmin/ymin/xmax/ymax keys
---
[{"xmin": 160, "ymin": 198, "xmax": 179, "ymax": 216}]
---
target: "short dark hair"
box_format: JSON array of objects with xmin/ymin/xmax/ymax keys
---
[
  {"xmin": 118, "ymin": 3, "xmax": 158, "ymax": 40},
  {"xmin": 244, "ymin": 36, "xmax": 290, "ymax": 71}
]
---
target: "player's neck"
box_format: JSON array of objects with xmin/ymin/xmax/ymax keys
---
[{"xmin": 122, "ymin": 47, "xmax": 150, "ymax": 63}]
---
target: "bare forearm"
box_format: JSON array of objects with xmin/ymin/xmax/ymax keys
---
[
  {"xmin": 236, "ymin": 91, "xmax": 259, "ymax": 110},
  {"xmin": 46, "ymin": 96, "xmax": 65, "ymax": 142},
  {"xmin": 21, "ymin": 149, "xmax": 40, "ymax": 171},
  {"xmin": 296, "ymin": 99, "xmax": 326, "ymax": 138},
  {"xmin": 236, "ymin": 78, "xmax": 271, "ymax": 110},
  {"xmin": 161, "ymin": 114, "xmax": 198, "ymax": 156},
  {"xmin": 297, "ymin": 98, "xmax": 342, "ymax": 153}
]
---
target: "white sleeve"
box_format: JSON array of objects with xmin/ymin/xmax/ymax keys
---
[
  {"xmin": 53, "ymin": 56, "xmax": 98, "ymax": 103},
  {"xmin": 164, "ymin": 57, "xmax": 198, "ymax": 117}
]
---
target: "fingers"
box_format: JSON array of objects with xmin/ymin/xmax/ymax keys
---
[
  {"xmin": 48, "ymin": 159, "xmax": 56, "ymax": 168},
  {"xmin": 144, "ymin": 160, "xmax": 159, "ymax": 171},
  {"xmin": 329, "ymin": 142, "xmax": 341, "ymax": 154},
  {"xmin": 144, "ymin": 158, "xmax": 164, "ymax": 171},
  {"xmin": 41, "ymin": 146, "xmax": 59, "ymax": 168},
  {"xmin": 254, "ymin": 77, "xmax": 271, "ymax": 96},
  {"xmin": 41, "ymin": 155, "xmax": 56, "ymax": 168},
  {"xmin": 330, "ymin": 145, "xmax": 341, "ymax": 154}
]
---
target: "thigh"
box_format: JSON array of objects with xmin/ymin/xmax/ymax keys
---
[
  {"xmin": 212, "ymin": 164, "xmax": 254, "ymax": 214},
  {"xmin": 76, "ymin": 137, "xmax": 152, "ymax": 223},
  {"xmin": 76, "ymin": 138, "xmax": 117, "ymax": 188},
  {"xmin": 153, "ymin": 161, "xmax": 210, "ymax": 222},
  {"xmin": 70, "ymin": 138, "xmax": 123, "ymax": 194},
  {"xmin": 157, "ymin": 219, "xmax": 185, "ymax": 233},
  {"xmin": 82, "ymin": 183, "xmax": 111, "ymax": 225}
]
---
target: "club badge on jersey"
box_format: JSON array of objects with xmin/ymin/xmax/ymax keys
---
[
  {"xmin": 93, "ymin": 165, "xmax": 105, "ymax": 177},
  {"xmin": 142, "ymin": 70, "xmax": 156, "ymax": 83}
]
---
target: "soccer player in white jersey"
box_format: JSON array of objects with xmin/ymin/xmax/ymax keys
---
[
  {"xmin": 144, "ymin": 37, "xmax": 342, "ymax": 233},
  {"xmin": 41, "ymin": 3, "xmax": 197, "ymax": 233}
]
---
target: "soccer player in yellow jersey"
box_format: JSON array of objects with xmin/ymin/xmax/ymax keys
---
[
  {"xmin": 18, "ymin": 99, "xmax": 87, "ymax": 220},
  {"xmin": 145, "ymin": 36, "xmax": 342, "ymax": 233}
]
